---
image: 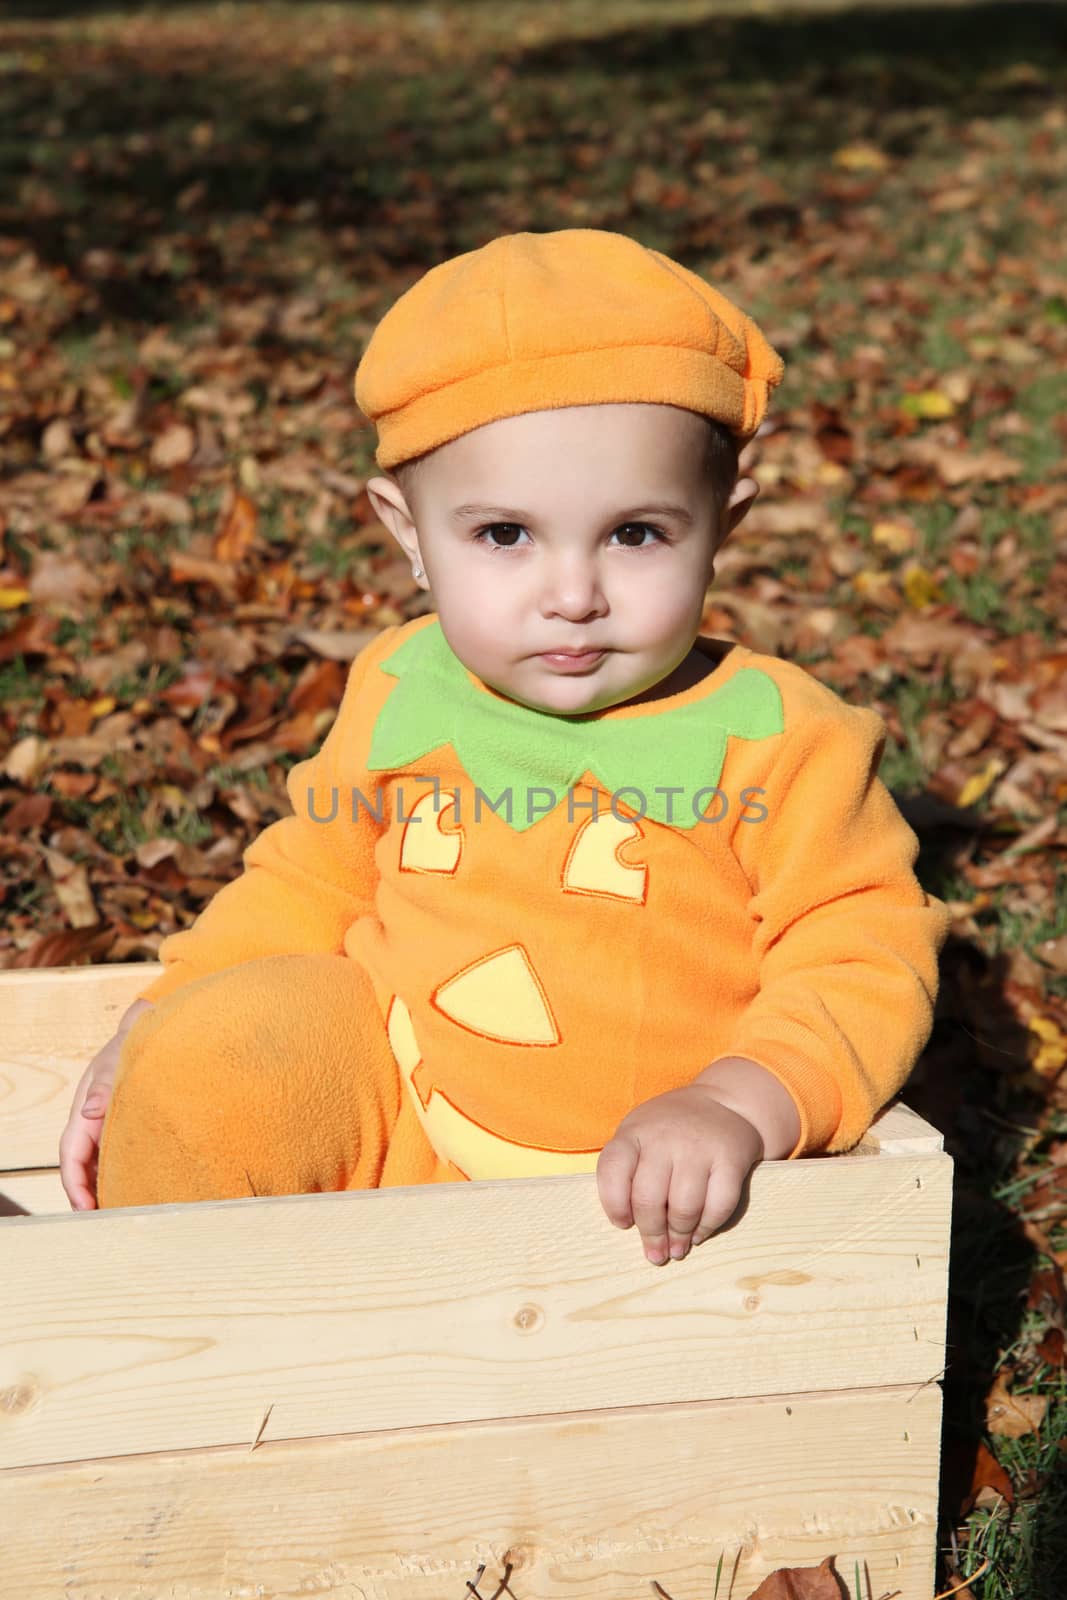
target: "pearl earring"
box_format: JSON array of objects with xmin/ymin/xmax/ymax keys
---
[{"xmin": 412, "ymin": 562, "xmax": 423, "ymax": 580}]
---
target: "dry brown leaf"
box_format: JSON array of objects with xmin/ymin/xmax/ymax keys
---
[
  {"xmin": 708, "ymin": 593, "xmax": 785, "ymax": 653},
  {"xmin": 3, "ymin": 734, "xmax": 51, "ymax": 783},
  {"xmin": 965, "ymin": 1440, "xmax": 1016, "ymax": 1511},
  {"xmin": 1035, "ymin": 1328, "xmax": 1066, "ymax": 1368},
  {"xmin": 48, "ymin": 473, "xmax": 98, "ymax": 517},
  {"xmin": 745, "ymin": 1555, "xmax": 844, "ymax": 1598},
  {"xmin": 214, "ymin": 489, "xmax": 259, "ymax": 563},
  {"xmin": 168, "ymin": 551, "xmax": 241, "ymax": 597},
  {"xmin": 41, "ymin": 418, "xmax": 75, "ymax": 459},
  {"xmin": 905, "ymin": 438, "xmax": 1023, "ymax": 486},
  {"xmin": 150, "ymin": 422, "xmax": 197, "ymax": 469},
  {"xmin": 742, "ymin": 498, "xmax": 833, "ymax": 538},
  {"xmin": 140, "ymin": 488, "xmax": 193, "ymax": 525},
  {"xmin": 0, "ymin": 927, "xmax": 114, "ymax": 969},
  {"xmin": 985, "ymin": 1372, "xmax": 1049, "ymax": 1438},
  {"xmin": 29, "ymin": 548, "xmax": 106, "ymax": 608},
  {"xmin": 1037, "ymin": 936, "xmax": 1067, "ymax": 975},
  {"xmin": 289, "ymin": 626, "xmax": 381, "ymax": 660}
]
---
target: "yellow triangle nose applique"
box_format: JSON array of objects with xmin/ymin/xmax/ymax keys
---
[{"xmin": 432, "ymin": 944, "xmax": 560, "ymax": 1046}]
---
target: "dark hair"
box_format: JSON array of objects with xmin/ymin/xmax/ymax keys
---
[{"xmin": 388, "ymin": 414, "xmax": 739, "ymax": 512}]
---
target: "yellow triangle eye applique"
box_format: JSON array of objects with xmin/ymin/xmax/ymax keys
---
[
  {"xmin": 398, "ymin": 789, "xmax": 462, "ymax": 874},
  {"xmin": 561, "ymin": 811, "xmax": 648, "ymax": 903},
  {"xmin": 432, "ymin": 944, "xmax": 560, "ymax": 1046}
]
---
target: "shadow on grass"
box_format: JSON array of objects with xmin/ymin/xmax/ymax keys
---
[
  {"xmin": 900, "ymin": 800, "xmax": 1067, "ymax": 1595},
  {"xmin": 1, "ymin": 2, "xmax": 1065, "ymax": 333}
]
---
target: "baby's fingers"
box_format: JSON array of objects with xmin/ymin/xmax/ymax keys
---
[
  {"xmin": 59, "ymin": 1116, "xmax": 102, "ymax": 1211},
  {"xmin": 596, "ymin": 1134, "xmax": 640, "ymax": 1229},
  {"xmin": 688, "ymin": 1163, "xmax": 749, "ymax": 1252}
]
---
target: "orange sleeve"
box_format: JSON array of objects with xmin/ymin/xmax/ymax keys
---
[
  {"xmin": 134, "ymin": 628, "xmax": 398, "ymax": 1005},
  {"xmin": 727, "ymin": 692, "xmax": 950, "ymax": 1158}
]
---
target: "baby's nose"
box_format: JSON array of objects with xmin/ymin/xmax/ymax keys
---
[{"xmin": 538, "ymin": 556, "xmax": 606, "ymax": 619}]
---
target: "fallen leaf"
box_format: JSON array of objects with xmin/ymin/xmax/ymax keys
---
[
  {"xmin": 985, "ymin": 1371, "xmax": 1049, "ymax": 1438},
  {"xmin": 745, "ymin": 1555, "xmax": 845, "ymax": 1598},
  {"xmin": 956, "ymin": 758, "xmax": 1006, "ymax": 807},
  {"xmin": 1037, "ymin": 936, "xmax": 1067, "ymax": 974},
  {"xmin": 1035, "ymin": 1328, "xmax": 1065, "ymax": 1368},
  {"xmin": 870, "ymin": 518, "xmax": 916, "ymax": 554},
  {"xmin": 168, "ymin": 552, "xmax": 241, "ymax": 597},
  {"xmin": 214, "ymin": 489, "xmax": 259, "ymax": 563},
  {"xmin": 150, "ymin": 422, "xmax": 196, "ymax": 469},
  {"xmin": 3, "ymin": 735, "xmax": 51, "ymax": 783},
  {"xmin": 289, "ymin": 626, "xmax": 381, "ymax": 660},
  {"xmin": 964, "ymin": 1440, "xmax": 1015, "ymax": 1512},
  {"xmin": 29, "ymin": 549, "xmax": 106, "ymax": 607},
  {"xmin": 903, "ymin": 563, "xmax": 944, "ymax": 608},
  {"xmin": 1028, "ymin": 1016, "xmax": 1067, "ymax": 1078},
  {"xmin": 900, "ymin": 389, "xmax": 956, "ymax": 419},
  {"xmin": 833, "ymin": 142, "xmax": 888, "ymax": 171}
]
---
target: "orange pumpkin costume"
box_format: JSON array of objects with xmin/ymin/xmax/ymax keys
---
[{"xmin": 97, "ymin": 613, "xmax": 949, "ymax": 1207}]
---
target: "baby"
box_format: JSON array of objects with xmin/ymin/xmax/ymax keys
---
[{"xmin": 60, "ymin": 229, "xmax": 949, "ymax": 1266}]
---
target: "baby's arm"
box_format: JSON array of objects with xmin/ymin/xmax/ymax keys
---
[
  {"xmin": 725, "ymin": 690, "xmax": 950, "ymax": 1158},
  {"xmin": 135, "ymin": 628, "xmax": 397, "ymax": 1009},
  {"xmin": 598, "ymin": 684, "xmax": 949, "ymax": 1265}
]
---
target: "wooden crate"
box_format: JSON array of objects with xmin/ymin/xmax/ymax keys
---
[{"xmin": 0, "ymin": 963, "xmax": 952, "ymax": 1600}]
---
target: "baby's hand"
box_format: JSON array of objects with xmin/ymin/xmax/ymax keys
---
[
  {"xmin": 59, "ymin": 998, "xmax": 155, "ymax": 1211},
  {"xmin": 597, "ymin": 1083, "xmax": 763, "ymax": 1265},
  {"xmin": 597, "ymin": 1057, "xmax": 801, "ymax": 1266}
]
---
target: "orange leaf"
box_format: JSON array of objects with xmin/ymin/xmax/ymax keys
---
[
  {"xmin": 214, "ymin": 490, "xmax": 258, "ymax": 563},
  {"xmin": 966, "ymin": 1440, "xmax": 1015, "ymax": 1511},
  {"xmin": 1035, "ymin": 1328, "xmax": 1066, "ymax": 1369}
]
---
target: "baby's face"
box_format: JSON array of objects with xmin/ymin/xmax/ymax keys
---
[{"xmin": 370, "ymin": 404, "xmax": 732, "ymax": 716}]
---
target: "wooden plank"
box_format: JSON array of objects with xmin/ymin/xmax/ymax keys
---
[
  {"xmin": 0, "ymin": 1101, "xmax": 945, "ymax": 1219},
  {"xmin": 0, "ymin": 1168, "xmax": 67, "ymax": 1217},
  {"xmin": 0, "ymin": 1152, "xmax": 952, "ymax": 1471},
  {"xmin": 850, "ymin": 1099, "xmax": 944, "ymax": 1156},
  {"xmin": 0, "ymin": 962, "xmax": 945, "ymax": 1166},
  {"xmin": 0, "ymin": 1382, "xmax": 942, "ymax": 1600},
  {"xmin": 0, "ymin": 962, "xmax": 160, "ymax": 1169}
]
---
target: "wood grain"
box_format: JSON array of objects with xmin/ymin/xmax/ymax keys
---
[{"xmin": 1, "ymin": 1382, "xmax": 942, "ymax": 1600}]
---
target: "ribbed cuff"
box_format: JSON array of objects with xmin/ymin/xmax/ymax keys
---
[{"xmin": 720, "ymin": 1033, "xmax": 844, "ymax": 1159}]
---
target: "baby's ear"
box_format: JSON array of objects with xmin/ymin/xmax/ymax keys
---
[
  {"xmin": 366, "ymin": 476, "xmax": 419, "ymax": 558},
  {"xmin": 723, "ymin": 475, "xmax": 760, "ymax": 538}
]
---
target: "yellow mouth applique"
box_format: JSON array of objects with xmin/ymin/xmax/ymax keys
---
[{"xmin": 385, "ymin": 993, "xmax": 599, "ymax": 1181}]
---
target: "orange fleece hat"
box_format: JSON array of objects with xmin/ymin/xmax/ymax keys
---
[{"xmin": 353, "ymin": 228, "xmax": 785, "ymax": 471}]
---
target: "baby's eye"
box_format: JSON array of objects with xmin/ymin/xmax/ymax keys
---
[
  {"xmin": 473, "ymin": 523, "xmax": 529, "ymax": 549},
  {"xmin": 472, "ymin": 522, "xmax": 667, "ymax": 551},
  {"xmin": 611, "ymin": 523, "xmax": 668, "ymax": 549}
]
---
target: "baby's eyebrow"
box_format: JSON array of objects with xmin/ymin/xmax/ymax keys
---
[{"xmin": 449, "ymin": 502, "xmax": 694, "ymax": 525}]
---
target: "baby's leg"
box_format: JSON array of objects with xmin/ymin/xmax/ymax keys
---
[{"xmin": 96, "ymin": 953, "xmax": 461, "ymax": 1208}]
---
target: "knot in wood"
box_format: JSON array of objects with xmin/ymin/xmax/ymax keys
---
[
  {"xmin": 1, "ymin": 1376, "xmax": 41, "ymax": 1415},
  {"xmin": 513, "ymin": 1303, "xmax": 544, "ymax": 1334}
]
